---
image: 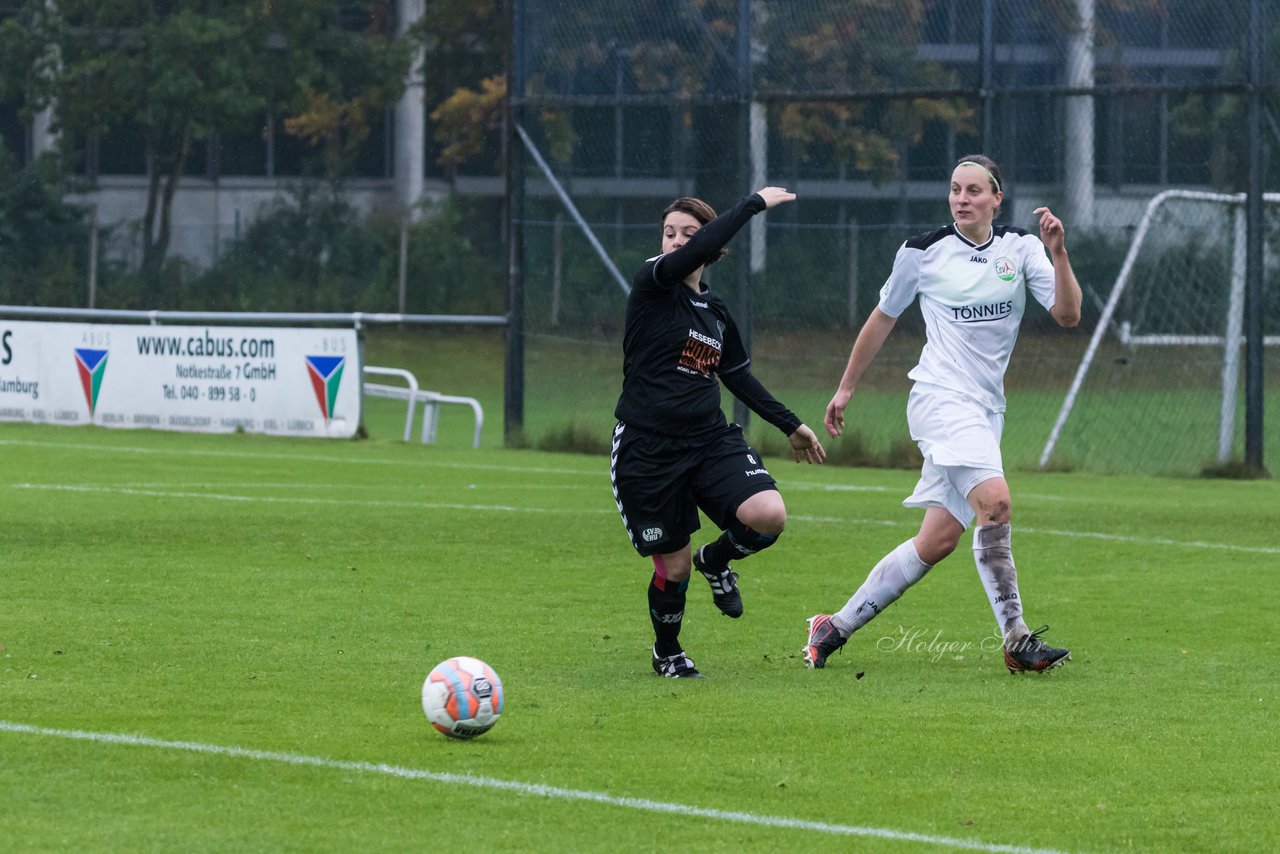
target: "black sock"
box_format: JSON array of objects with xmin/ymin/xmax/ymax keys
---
[
  {"xmin": 648, "ymin": 573, "xmax": 688, "ymax": 657},
  {"xmin": 700, "ymin": 523, "xmax": 780, "ymax": 573},
  {"xmin": 699, "ymin": 532, "xmax": 737, "ymax": 573}
]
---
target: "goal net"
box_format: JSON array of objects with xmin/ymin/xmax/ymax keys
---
[{"xmin": 1040, "ymin": 191, "xmax": 1280, "ymax": 475}]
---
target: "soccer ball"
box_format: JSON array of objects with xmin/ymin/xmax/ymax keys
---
[{"xmin": 422, "ymin": 656, "xmax": 504, "ymax": 739}]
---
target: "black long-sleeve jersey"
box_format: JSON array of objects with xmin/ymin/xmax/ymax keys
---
[{"xmin": 613, "ymin": 193, "xmax": 803, "ymax": 439}]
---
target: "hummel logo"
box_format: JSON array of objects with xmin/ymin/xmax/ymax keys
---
[{"xmin": 691, "ymin": 300, "xmax": 709, "ymax": 308}]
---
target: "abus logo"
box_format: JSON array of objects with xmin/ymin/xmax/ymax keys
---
[
  {"xmin": 74, "ymin": 348, "xmax": 109, "ymax": 414},
  {"xmin": 642, "ymin": 527, "xmax": 663, "ymax": 542},
  {"xmin": 305, "ymin": 355, "xmax": 345, "ymax": 422}
]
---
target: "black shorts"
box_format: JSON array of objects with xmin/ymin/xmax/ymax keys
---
[{"xmin": 610, "ymin": 421, "xmax": 779, "ymax": 557}]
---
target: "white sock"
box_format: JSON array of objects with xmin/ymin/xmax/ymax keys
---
[
  {"xmin": 831, "ymin": 539, "xmax": 932, "ymax": 636},
  {"xmin": 972, "ymin": 523, "xmax": 1030, "ymax": 642}
]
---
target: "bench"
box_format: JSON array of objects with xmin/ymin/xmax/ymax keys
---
[{"xmin": 362, "ymin": 365, "xmax": 484, "ymax": 449}]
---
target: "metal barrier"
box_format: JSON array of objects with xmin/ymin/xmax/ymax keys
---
[{"xmin": 363, "ymin": 365, "xmax": 484, "ymax": 449}]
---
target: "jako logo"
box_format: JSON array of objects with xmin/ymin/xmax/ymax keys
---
[
  {"xmin": 305, "ymin": 355, "xmax": 345, "ymax": 422},
  {"xmin": 73, "ymin": 348, "xmax": 109, "ymax": 415},
  {"xmin": 642, "ymin": 527, "xmax": 663, "ymax": 542}
]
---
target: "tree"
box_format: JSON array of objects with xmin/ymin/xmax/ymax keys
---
[
  {"xmin": 428, "ymin": 0, "xmax": 973, "ymax": 183},
  {"xmin": 410, "ymin": 0, "xmax": 511, "ymax": 177},
  {"xmin": 0, "ymin": 142, "xmax": 88, "ymax": 305},
  {"xmin": 2, "ymin": 1, "xmax": 411, "ymax": 274},
  {"xmin": 736, "ymin": 0, "xmax": 973, "ymax": 180},
  {"xmin": 267, "ymin": 2, "xmax": 413, "ymax": 181},
  {"xmin": 430, "ymin": 75, "xmax": 508, "ymax": 171}
]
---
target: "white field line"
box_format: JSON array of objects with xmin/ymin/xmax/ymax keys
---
[
  {"xmin": 779, "ymin": 481, "xmax": 892, "ymax": 493},
  {"xmin": 104, "ymin": 481, "xmax": 601, "ymax": 493},
  {"xmin": 13, "ymin": 483, "xmax": 562, "ymax": 515},
  {"xmin": 13, "ymin": 482, "xmax": 1280, "ymax": 556},
  {"xmin": 0, "ymin": 720, "xmax": 1065, "ymax": 854},
  {"xmin": 0, "ymin": 439, "xmax": 603, "ymax": 478},
  {"xmin": 791, "ymin": 514, "xmax": 1280, "ymax": 555}
]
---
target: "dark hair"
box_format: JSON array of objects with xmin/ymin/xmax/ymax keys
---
[
  {"xmin": 661, "ymin": 197, "xmax": 727, "ymax": 264},
  {"xmin": 954, "ymin": 154, "xmax": 1003, "ymax": 216}
]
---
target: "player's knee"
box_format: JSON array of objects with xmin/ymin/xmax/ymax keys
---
[
  {"xmin": 975, "ymin": 497, "xmax": 1010, "ymax": 525},
  {"xmin": 749, "ymin": 509, "xmax": 786, "ymax": 537},
  {"xmin": 915, "ymin": 529, "xmax": 960, "ymax": 564},
  {"xmin": 737, "ymin": 492, "xmax": 786, "ymax": 536},
  {"xmin": 653, "ymin": 548, "xmax": 692, "ymax": 583},
  {"xmin": 969, "ymin": 479, "xmax": 1011, "ymax": 525}
]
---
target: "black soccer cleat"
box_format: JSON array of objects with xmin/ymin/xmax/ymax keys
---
[
  {"xmin": 652, "ymin": 646, "xmax": 705, "ymax": 679},
  {"xmin": 694, "ymin": 545, "xmax": 743, "ymax": 618},
  {"xmin": 1004, "ymin": 625, "xmax": 1071, "ymax": 674},
  {"xmin": 803, "ymin": 614, "xmax": 848, "ymax": 669}
]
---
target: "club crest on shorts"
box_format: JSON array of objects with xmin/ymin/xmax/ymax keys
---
[{"xmin": 640, "ymin": 525, "xmax": 665, "ymax": 543}]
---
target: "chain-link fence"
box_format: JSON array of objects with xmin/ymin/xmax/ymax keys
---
[
  {"xmin": 3, "ymin": 1, "xmax": 1277, "ymax": 473},
  {"xmin": 508, "ymin": 0, "xmax": 1280, "ymax": 475}
]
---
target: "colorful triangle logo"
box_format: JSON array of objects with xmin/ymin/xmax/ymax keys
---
[
  {"xmin": 74, "ymin": 348, "xmax": 109, "ymax": 414},
  {"xmin": 305, "ymin": 355, "xmax": 345, "ymax": 422}
]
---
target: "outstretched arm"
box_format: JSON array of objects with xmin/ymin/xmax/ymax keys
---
[
  {"xmin": 825, "ymin": 307, "xmax": 898, "ymax": 437},
  {"xmin": 1035, "ymin": 206, "xmax": 1082, "ymax": 328},
  {"xmin": 654, "ymin": 188, "xmax": 795, "ymax": 287}
]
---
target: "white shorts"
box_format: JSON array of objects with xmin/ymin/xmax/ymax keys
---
[{"xmin": 903, "ymin": 383, "xmax": 1005, "ymax": 528}]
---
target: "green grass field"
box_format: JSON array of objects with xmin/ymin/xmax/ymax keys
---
[{"xmin": 3, "ymin": 420, "xmax": 1277, "ymax": 852}]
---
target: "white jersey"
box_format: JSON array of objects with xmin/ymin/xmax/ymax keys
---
[{"xmin": 878, "ymin": 223, "xmax": 1057, "ymax": 413}]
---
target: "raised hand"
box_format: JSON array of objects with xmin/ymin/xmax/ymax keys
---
[
  {"xmin": 755, "ymin": 187, "xmax": 797, "ymax": 209},
  {"xmin": 1034, "ymin": 206, "xmax": 1067, "ymax": 254}
]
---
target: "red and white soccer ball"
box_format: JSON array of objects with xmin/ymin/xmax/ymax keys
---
[{"xmin": 422, "ymin": 656, "xmax": 505, "ymax": 739}]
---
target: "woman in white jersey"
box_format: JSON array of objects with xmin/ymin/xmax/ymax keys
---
[{"xmin": 803, "ymin": 154, "xmax": 1082, "ymax": 674}]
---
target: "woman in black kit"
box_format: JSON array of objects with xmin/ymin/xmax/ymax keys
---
[{"xmin": 610, "ymin": 186, "xmax": 826, "ymax": 679}]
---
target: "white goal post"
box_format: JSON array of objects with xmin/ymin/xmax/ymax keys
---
[{"xmin": 1039, "ymin": 189, "xmax": 1279, "ymax": 470}]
